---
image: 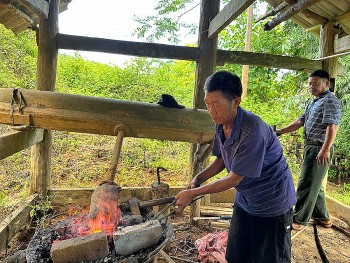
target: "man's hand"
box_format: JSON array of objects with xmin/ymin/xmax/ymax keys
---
[
  {"xmin": 175, "ymin": 189, "xmax": 196, "ymax": 213},
  {"xmin": 275, "ymin": 129, "xmax": 283, "ymax": 137},
  {"xmin": 316, "ymin": 149, "xmax": 331, "ymax": 165},
  {"xmin": 187, "ymin": 179, "xmax": 200, "ymax": 189}
]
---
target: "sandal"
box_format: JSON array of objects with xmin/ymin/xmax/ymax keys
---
[
  {"xmin": 292, "ymin": 222, "xmax": 303, "ymax": 231},
  {"xmin": 318, "ymin": 220, "xmax": 332, "ymax": 228}
]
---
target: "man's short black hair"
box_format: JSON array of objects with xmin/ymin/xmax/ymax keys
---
[
  {"xmin": 204, "ymin": 71, "xmax": 242, "ymax": 101},
  {"xmin": 310, "ymin": 70, "xmax": 330, "ymax": 81}
]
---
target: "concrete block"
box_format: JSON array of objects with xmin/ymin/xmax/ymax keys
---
[
  {"xmin": 50, "ymin": 231, "xmax": 109, "ymax": 263},
  {"xmin": 113, "ymin": 220, "xmax": 163, "ymax": 256}
]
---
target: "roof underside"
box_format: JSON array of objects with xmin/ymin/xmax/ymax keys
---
[
  {"xmin": 0, "ymin": 0, "xmax": 71, "ymax": 34},
  {"xmin": 0, "ymin": 0, "xmax": 350, "ymax": 37},
  {"xmin": 264, "ymin": 0, "xmax": 350, "ymax": 36}
]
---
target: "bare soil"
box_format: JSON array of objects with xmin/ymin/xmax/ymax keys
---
[{"xmin": 153, "ymin": 214, "xmax": 350, "ymax": 263}]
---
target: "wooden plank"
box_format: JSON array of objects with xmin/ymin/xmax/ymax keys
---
[
  {"xmin": 0, "ymin": 194, "xmax": 38, "ymax": 253},
  {"xmin": 57, "ymin": 33, "xmax": 322, "ymax": 71},
  {"xmin": 210, "ymin": 221, "xmax": 230, "ymax": 229},
  {"xmin": 333, "ymin": 11, "xmax": 350, "ymax": 22},
  {"xmin": 0, "ymin": 88, "xmax": 215, "ymax": 144},
  {"xmin": 200, "ymin": 205, "xmax": 233, "ymax": 217},
  {"xmin": 49, "ymin": 187, "xmax": 184, "ymax": 210},
  {"xmin": 0, "ymin": 128, "xmax": 44, "ymax": 160},
  {"xmin": 201, "ymin": 210, "xmax": 233, "ymax": 217},
  {"xmin": 208, "ymin": 0, "xmax": 256, "ymax": 38},
  {"xmin": 217, "ymin": 49, "xmax": 322, "ymax": 71},
  {"xmin": 210, "ymin": 188, "xmax": 236, "ymax": 203},
  {"xmin": 57, "ymin": 33, "xmax": 199, "ymax": 61},
  {"xmin": 334, "ymin": 34, "xmax": 350, "ymax": 54},
  {"xmin": 17, "ymin": 0, "xmax": 49, "ymax": 19}
]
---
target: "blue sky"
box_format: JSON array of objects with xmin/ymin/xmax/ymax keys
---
[{"xmin": 59, "ymin": 0, "xmax": 199, "ymax": 66}]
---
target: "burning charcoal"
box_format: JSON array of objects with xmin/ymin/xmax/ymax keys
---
[
  {"xmin": 122, "ymin": 215, "xmax": 144, "ymax": 226},
  {"xmin": 113, "ymin": 220, "xmax": 163, "ymax": 256},
  {"xmin": 50, "ymin": 231, "xmax": 109, "ymax": 263},
  {"xmin": 26, "ymin": 228, "xmax": 58, "ymax": 263}
]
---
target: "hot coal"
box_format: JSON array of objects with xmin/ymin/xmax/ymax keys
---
[{"xmin": 26, "ymin": 206, "xmax": 173, "ymax": 263}]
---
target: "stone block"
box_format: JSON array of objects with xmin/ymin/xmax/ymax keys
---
[
  {"xmin": 113, "ymin": 220, "xmax": 163, "ymax": 256},
  {"xmin": 50, "ymin": 231, "xmax": 109, "ymax": 263}
]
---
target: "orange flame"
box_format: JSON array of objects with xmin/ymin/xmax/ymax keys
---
[{"xmin": 88, "ymin": 201, "xmax": 122, "ymax": 235}]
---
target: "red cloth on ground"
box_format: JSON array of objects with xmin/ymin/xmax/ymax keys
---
[{"xmin": 195, "ymin": 230, "xmax": 228, "ymax": 263}]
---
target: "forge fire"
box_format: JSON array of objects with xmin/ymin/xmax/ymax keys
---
[{"xmin": 26, "ymin": 184, "xmax": 173, "ymax": 263}]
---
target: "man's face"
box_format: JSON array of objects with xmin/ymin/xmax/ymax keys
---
[
  {"xmin": 308, "ymin": 76, "xmax": 329, "ymax": 97},
  {"xmin": 204, "ymin": 90, "xmax": 240, "ymax": 125}
]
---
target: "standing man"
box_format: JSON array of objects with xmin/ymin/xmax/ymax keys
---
[
  {"xmin": 276, "ymin": 69, "xmax": 342, "ymax": 230},
  {"xmin": 176, "ymin": 71, "xmax": 296, "ymax": 263}
]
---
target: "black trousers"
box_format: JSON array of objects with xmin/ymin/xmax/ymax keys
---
[{"xmin": 226, "ymin": 204, "xmax": 293, "ymax": 263}]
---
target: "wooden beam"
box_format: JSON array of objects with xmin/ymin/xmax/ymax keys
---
[
  {"xmin": 57, "ymin": 33, "xmax": 199, "ymax": 61},
  {"xmin": 320, "ymin": 21, "xmax": 338, "ymax": 90},
  {"xmin": 57, "ymin": 34, "xmax": 322, "ymax": 71},
  {"xmin": 334, "ymin": 34, "xmax": 350, "ymax": 54},
  {"xmin": 17, "ymin": 0, "xmax": 49, "ymax": 19},
  {"xmin": 31, "ymin": 0, "xmax": 59, "ymax": 196},
  {"xmin": 264, "ymin": 0, "xmax": 322, "ymax": 31},
  {"xmin": 48, "ymin": 187, "xmax": 235, "ymax": 210},
  {"xmin": 217, "ymin": 50, "xmax": 322, "ymax": 71},
  {"xmin": 208, "ymin": 0, "xmax": 256, "ymax": 38},
  {"xmin": 333, "ymin": 11, "xmax": 350, "ymax": 22},
  {"xmin": 48, "ymin": 187, "xmax": 185, "ymax": 210},
  {"xmin": 190, "ymin": 0, "xmax": 220, "ymax": 224},
  {"xmin": 8, "ymin": 2, "xmax": 35, "ymax": 25},
  {"xmin": 0, "ymin": 88, "xmax": 215, "ymax": 144},
  {"xmin": 0, "ymin": 129, "xmax": 44, "ymax": 160},
  {"xmin": 0, "ymin": 194, "xmax": 38, "ymax": 253},
  {"xmin": 301, "ymin": 9, "xmax": 327, "ymax": 24}
]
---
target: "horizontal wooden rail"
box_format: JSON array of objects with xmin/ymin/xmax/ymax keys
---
[
  {"xmin": 0, "ymin": 129, "xmax": 44, "ymax": 160},
  {"xmin": 0, "ymin": 194, "xmax": 38, "ymax": 253},
  {"xmin": 48, "ymin": 187, "xmax": 236, "ymax": 210},
  {"xmin": 0, "ymin": 88, "xmax": 214, "ymax": 143},
  {"xmin": 57, "ymin": 33, "xmax": 322, "ymax": 71}
]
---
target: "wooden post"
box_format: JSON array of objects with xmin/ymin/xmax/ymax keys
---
[
  {"xmin": 241, "ymin": 5, "xmax": 253, "ymax": 98},
  {"xmin": 189, "ymin": 0, "xmax": 220, "ymax": 224},
  {"xmin": 30, "ymin": 0, "xmax": 59, "ymax": 195},
  {"xmin": 319, "ymin": 21, "xmax": 338, "ymax": 191},
  {"xmin": 320, "ymin": 22, "xmax": 338, "ymax": 90}
]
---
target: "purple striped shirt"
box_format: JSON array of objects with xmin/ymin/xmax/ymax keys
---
[{"xmin": 212, "ymin": 107, "xmax": 296, "ymax": 217}]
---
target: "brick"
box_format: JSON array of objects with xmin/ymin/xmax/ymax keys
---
[
  {"xmin": 113, "ymin": 220, "xmax": 163, "ymax": 256},
  {"xmin": 50, "ymin": 231, "xmax": 109, "ymax": 263}
]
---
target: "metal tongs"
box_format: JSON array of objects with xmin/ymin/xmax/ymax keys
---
[{"xmin": 154, "ymin": 195, "xmax": 205, "ymax": 221}]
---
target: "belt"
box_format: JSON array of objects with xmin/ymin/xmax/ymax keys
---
[{"xmin": 304, "ymin": 141, "xmax": 323, "ymax": 146}]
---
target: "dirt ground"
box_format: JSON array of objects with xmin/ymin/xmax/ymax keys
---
[
  {"xmin": 1, "ymin": 209, "xmax": 350, "ymax": 263},
  {"xmin": 154, "ymin": 214, "xmax": 350, "ymax": 263}
]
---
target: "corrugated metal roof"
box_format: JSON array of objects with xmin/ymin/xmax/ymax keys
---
[
  {"xmin": 264, "ymin": 0, "xmax": 350, "ymax": 36},
  {"xmin": 0, "ymin": 0, "xmax": 71, "ymax": 34}
]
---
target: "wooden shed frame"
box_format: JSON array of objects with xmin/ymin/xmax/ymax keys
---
[{"xmin": 1, "ymin": 0, "xmax": 350, "ymax": 253}]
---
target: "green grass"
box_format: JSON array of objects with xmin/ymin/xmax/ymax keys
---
[{"xmin": 1, "ymin": 126, "xmax": 350, "ymax": 221}]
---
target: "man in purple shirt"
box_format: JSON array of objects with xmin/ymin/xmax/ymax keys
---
[{"xmin": 176, "ymin": 71, "xmax": 296, "ymax": 263}]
